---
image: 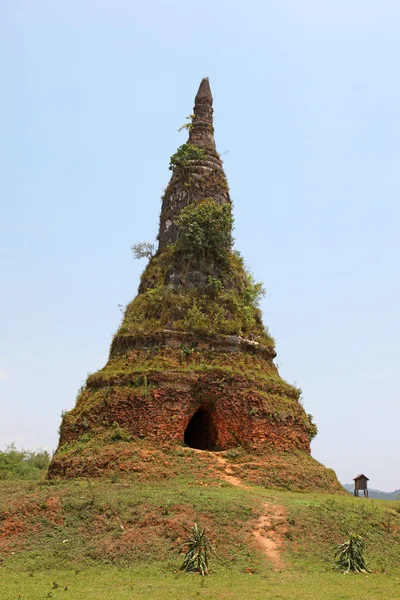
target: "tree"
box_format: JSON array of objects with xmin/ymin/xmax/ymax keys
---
[{"xmin": 131, "ymin": 242, "xmax": 155, "ymax": 260}]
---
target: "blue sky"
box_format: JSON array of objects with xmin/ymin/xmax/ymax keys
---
[{"xmin": 1, "ymin": 1, "xmax": 399, "ymax": 490}]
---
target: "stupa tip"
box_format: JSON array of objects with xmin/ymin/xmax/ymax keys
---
[{"xmin": 194, "ymin": 77, "xmax": 213, "ymax": 108}]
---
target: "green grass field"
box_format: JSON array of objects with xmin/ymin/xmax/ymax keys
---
[
  {"xmin": 1, "ymin": 473, "xmax": 400, "ymax": 599},
  {"xmin": 2, "ymin": 565, "xmax": 400, "ymax": 600}
]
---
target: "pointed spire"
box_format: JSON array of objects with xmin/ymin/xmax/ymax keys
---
[
  {"xmin": 158, "ymin": 78, "xmax": 230, "ymax": 249},
  {"xmin": 195, "ymin": 77, "xmax": 213, "ymax": 106},
  {"xmin": 188, "ymin": 77, "xmax": 216, "ymax": 152}
]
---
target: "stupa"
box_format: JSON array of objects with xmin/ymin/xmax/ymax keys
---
[{"xmin": 48, "ymin": 79, "xmax": 342, "ymax": 492}]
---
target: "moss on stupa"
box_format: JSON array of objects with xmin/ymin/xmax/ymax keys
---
[{"xmin": 115, "ymin": 201, "xmax": 273, "ymax": 352}]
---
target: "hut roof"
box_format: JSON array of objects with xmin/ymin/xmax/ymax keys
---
[{"xmin": 354, "ymin": 474, "xmax": 369, "ymax": 481}]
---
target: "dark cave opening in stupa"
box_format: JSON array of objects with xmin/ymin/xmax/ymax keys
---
[{"xmin": 184, "ymin": 408, "xmax": 218, "ymax": 451}]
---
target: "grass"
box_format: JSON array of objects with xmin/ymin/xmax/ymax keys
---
[
  {"xmin": 2, "ymin": 565, "xmax": 400, "ymax": 600},
  {"xmin": 1, "ymin": 473, "xmax": 400, "ymax": 598}
]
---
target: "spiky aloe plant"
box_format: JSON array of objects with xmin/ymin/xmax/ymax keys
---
[
  {"xmin": 179, "ymin": 523, "xmax": 216, "ymax": 576},
  {"xmin": 334, "ymin": 532, "xmax": 369, "ymax": 573}
]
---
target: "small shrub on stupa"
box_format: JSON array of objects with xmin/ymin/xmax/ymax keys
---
[
  {"xmin": 175, "ymin": 198, "xmax": 233, "ymax": 264},
  {"xmin": 169, "ymin": 143, "xmax": 205, "ymax": 173}
]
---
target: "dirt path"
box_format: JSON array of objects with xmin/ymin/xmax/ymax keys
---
[
  {"xmin": 214, "ymin": 454, "xmax": 248, "ymax": 489},
  {"xmin": 252, "ymin": 503, "xmax": 286, "ymax": 570},
  {"xmin": 213, "ymin": 453, "xmax": 286, "ymax": 570},
  {"xmin": 182, "ymin": 448, "xmax": 286, "ymax": 568}
]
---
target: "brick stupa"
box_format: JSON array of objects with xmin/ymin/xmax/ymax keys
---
[{"xmin": 48, "ymin": 79, "xmax": 342, "ymax": 492}]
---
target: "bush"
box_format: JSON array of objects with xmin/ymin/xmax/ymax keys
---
[
  {"xmin": 334, "ymin": 532, "xmax": 369, "ymax": 573},
  {"xmin": 176, "ymin": 198, "xmax": 233, "ymax": 264},
  {"xmin": 180, "ymin": 523, "xmax": 216, "ymax": 576},
  {"xmin": 169, "ymin": 143, "xmax": 205, "ymax": 174},
  {"xmin": 0, "ymin": 444, "xmax": 51, "ymax": 480},
  {"xmin": 109, "ymin": 422, "xmax": 132, "ymax": 443},
  {"xmin": 307, "ymin": 413, "xmax": 318, "ymax": 442},
  {"xmin": 131, "ymin": 242, "xmax": 155, "ymax": 260}
]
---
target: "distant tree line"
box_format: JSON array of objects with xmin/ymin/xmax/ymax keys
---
[{"xmin": 0, "ymin": 443, "xmax": 50, "ymax": 480}]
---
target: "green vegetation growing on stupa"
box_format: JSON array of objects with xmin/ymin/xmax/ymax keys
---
[{"xmin": 118, "ymin": 198, "xmax": 273, "ymax": 351}]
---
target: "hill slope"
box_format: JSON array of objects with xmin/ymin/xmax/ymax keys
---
[
  {"xmin": 1, "ymin": 457, "xmax": 400, "ymax": 599},
  {"xmin": 2, "ymin": 457, "xmax": 400, "ymax": 572}
]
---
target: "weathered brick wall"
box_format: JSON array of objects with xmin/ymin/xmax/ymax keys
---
[{"xmin": 56, "ymin": 346, "xmax": 310, "ymax": 455}]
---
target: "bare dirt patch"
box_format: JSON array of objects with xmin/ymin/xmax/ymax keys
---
[
  {"xmin": 252, "ymin": 502, "xmax": 287, "ymax": 570},
  {"xmin": 210, "ymin": 451, "xmax": 287, "ymax": 569},
  {"xmin": 214, "ymin": 454, "xmax": 248, "ymax": 489}
]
